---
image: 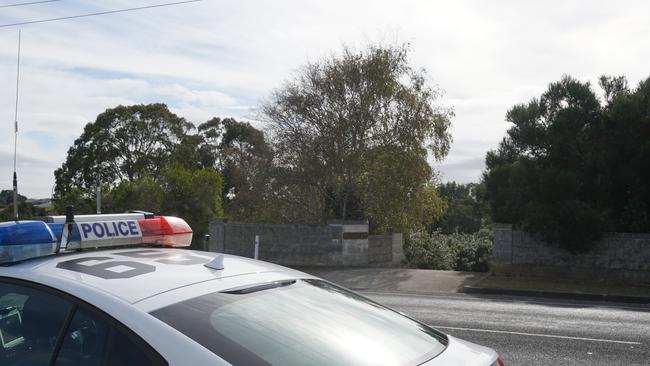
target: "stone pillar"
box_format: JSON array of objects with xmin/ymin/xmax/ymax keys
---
[
  {"xmin": 492, "ymin": 223, "xmax": 513, "ymax": 264},
  {"xmin": 329, "ymin": 220, "xmax": 369, "ymax": 266},
  {"xmin": 391, "ymin": 233, "xmax": 404, "ymax": 266}
]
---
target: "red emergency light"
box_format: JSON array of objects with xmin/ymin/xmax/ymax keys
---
[{"xmin": 138, "ymin": 216, "xmax": 193, "ymax": 247}]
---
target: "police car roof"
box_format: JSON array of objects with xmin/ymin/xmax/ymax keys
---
[{"xmin": 0, "ymin": 248, "xmax": 309, "ymax": 309}]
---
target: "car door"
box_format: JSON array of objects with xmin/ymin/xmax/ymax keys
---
[{"xmin": 0, "ymin": 278, "xmax": 167, "ymax": 366}]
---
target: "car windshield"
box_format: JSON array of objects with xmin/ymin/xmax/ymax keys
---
[{"xmin": 151, "ymin": 279, "xmax": 447, "ymax": 366}]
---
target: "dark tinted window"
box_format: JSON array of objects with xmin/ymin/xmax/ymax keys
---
[
  {"xmin": 0, "ymin": 282, "xmax": 74, "ymax": 366},
  {"xmin": 55, "ymin": 308, "xmax": 167, "ymax": 366},
  {"xmin": 55, "ymin": 307, "xmax": 111, "ymax": 366},
  {"xmin": 152, "ymin": 279, "xmax": 447, "ymax": 366},
  {"xmin": 105, "ymin": 324, "xmax": 167, "ymax": 366}
]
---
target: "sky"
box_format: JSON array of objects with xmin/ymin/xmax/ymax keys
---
[{"xmin": 1, "ymin": 0, "xmax": 650, "ymax": 198}]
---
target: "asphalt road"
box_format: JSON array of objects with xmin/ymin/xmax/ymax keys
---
[{"xmin": 363, "ymin": 291, "xmax": 650, "ymax": 366}]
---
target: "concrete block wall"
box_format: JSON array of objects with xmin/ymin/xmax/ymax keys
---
[
  {"xmin": 368, "ymin": 234, "xmax": 392, "ymax": 264},
  {"xmin": 209, "ymin": 220, "xmax": 342, "ymax": 266},
  {"xmin": 368, "ymin": 233, "xmax": 404, "ymax": 266},
  {"xmin": 493, "ymin": 223, "xmax": 650, "ymax": 282},
  {"xmin": 330, "ymin": 220, "xmax": 369, "ymax": 266},
  {"xmin": 209, "ymin": 219, "xmax": 404, "ymax": 267}
]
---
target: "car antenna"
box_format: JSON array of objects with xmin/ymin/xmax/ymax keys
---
[{"xmin": 12, "ymin": 29, "xmax": 21, "ymax": 221}]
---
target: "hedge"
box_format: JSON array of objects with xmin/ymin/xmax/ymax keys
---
[{"xmin": 404, "ymin": 230, "xmax": 492, "ymax": 272}]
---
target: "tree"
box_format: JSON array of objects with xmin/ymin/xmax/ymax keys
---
[
  {"xmin": 360, "ymin": 145, "xmax": 446, "ymax": 233},
  {"xmin": 484, "ymin": 74, "xmax": 650, "ymax": 253},
  {"xmin": 0, "ymin": 190, "xmax": 47, "ymax": 221},
  {"xmin": 53, "ymin": 166, "xmax": 224, "ymax": 247},
  {"xmin": 263, "ymin": 43, "xmax": 452, "ymax": 232},
  {"xmin": 191, "ymin": 117, "xmax": 278, "ymax": 222},
  {"xmin": 217, "ymin": 119, "xmax": 276, "ymax": 222},
  {"xmin": 160, "ymin": 164, "xmax": 224, "ymax": 247},
  {"xmin": 52, "ymin": 187, "xmax": 96, "ymax": 215},
  {"xmin": 103, "ymin": 179, "xmax": 164, "ymax": 214},
  {"xmin": 51, "ymin": 104, "xmax": 231, "ymax": 244},
  {"xmin": 0, "ymin": 190, "xmax": 25, "ymax": 208},
  {"xmin": 594, "ymin": 76, "xmax": 650, "ymax": 232},
  {"xmin": 484, "ymin": 76, "xmax": 604, "ymax": 252},
  {"xmin": 196, "ymin": 117, "xmax": 224, "ymax": 169},
  {"xmin": 54, "ymin": 104, "xmax": 192, "ymax": 196},
  {"xmin": 168, "ymin": 133, "xmax": 215, "ymax": 171},
  {"xmin": 430, "ymin": 182, "xmax": 488, "ymax": 234}
]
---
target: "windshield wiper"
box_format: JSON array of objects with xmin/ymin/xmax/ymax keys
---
[{"xmin": 221, "ymin": 279, "xmax": 297, "ymax": 295}]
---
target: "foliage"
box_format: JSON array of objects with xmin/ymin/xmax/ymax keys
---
[
  {"xmin": 431, "ymin": 182, "xmax": 489, "ymax": 234},
  {"xmin": 52, "ymin": 103, "xmax": 275, "ymax": 240},
  {"xmin": 159, "ymin": 164, "xmax": 224, "ymax": 242},
  {"xmin": 52, "ymin": 188, "xmax": 95, "ymax": 215},
  {"xmin": 54, "ymin": 104, "xmax": 192, "ymax": 196},
  {"xmin": 0, "ymin": 190, "xmax": 25, "ymax": 207},
  {"xmin": 361, "ymin": 145, "xmax": 446, "ymax": 233},
  {"xmin": 453, "ymin": 232, "xmax": 492, "ymax": 272},
  {"xmin": 54, "ymin": 43, "xmax": 456, "ymax": 235},
  {"xmin": 209, "ymin": 118, "xmax": 277, "ymax": 223},
  {"xmin": 53, "ymin": 165, "xmax": 224, "ymax": 247},
  {"xmin": 103, "ymin": 179, "xmax": 164, "ymax": 214},
  {"xmin": 0, "ymin": 190, "xmax": 48, "ymax": 221},
  {"xmin": 264, "ymin": 170, "xmax": 328, "ymax": 225},
  {"xmin": 484, "ymin": 74, "xmax": 650, "ymax": 253},
  {"xmin": 404, "ymin": 230, "xmax": 492, "ymax": 272},
  {"xmin": 263, "ymin": 43, "xmax": 452, "ymax": 232}
]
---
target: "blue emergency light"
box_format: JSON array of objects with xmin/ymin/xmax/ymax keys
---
[{"xmin": 0, "ymin": 221, "xmax": 58, "ymax": 264}]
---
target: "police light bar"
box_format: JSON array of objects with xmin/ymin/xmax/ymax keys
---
[
  {"xmin": 62, "ymin": 216, "xmax": 193, "ymax": 249},
  {"xmin": 0, "ymin": 213, "xmax": 193, "ymax": 264}
]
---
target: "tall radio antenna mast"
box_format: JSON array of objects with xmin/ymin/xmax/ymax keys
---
[{"xmin": 12, "ymin": 29, "xmax": 21, "ymax": 221}]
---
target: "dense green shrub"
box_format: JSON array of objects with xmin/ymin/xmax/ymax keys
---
[
  {"xmin": 404, "ymin": 231, "xmax": 456, "ymax": 270},
  {"xmin": 404, "ymin": 231, "xmax": 492, "ymax": 272}
]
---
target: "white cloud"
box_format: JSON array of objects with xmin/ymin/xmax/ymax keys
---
[{"xmin": 1, "ymin": 0, "xmax": 650, "ymax": 197}]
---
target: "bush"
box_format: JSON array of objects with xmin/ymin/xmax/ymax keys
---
[
  {"xmin": 404, "ymin": 231, "xmax": 456, "ymax": 270},
  {"xmin": 404, "ymin": 231, "xmax": 492, "ymax": 272},
  {"xmin": 523, "ymin": 199, "xmax": 603, "ymax": 254},
  {"xmin": 452, "ymin": 231, "xmax": 493, "ymax": 272}
]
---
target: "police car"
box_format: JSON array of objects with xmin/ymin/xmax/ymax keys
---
[{"xmin": 0, "ymin": 211, "xmax": 505, "ymax": 366}]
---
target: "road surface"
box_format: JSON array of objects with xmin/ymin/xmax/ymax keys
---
[{"xmin": 363, "ymin": 291, "xmax": 650, "ymax": 365}]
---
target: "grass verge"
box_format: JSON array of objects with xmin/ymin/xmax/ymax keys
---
[{"xmin": 476, "ymin": 274, "xmax": 650, "ymax": 298}]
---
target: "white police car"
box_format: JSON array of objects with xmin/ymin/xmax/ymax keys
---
[{"xmin": 0, "ymin": 212, "xmax": 504, "ymax": 366}]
